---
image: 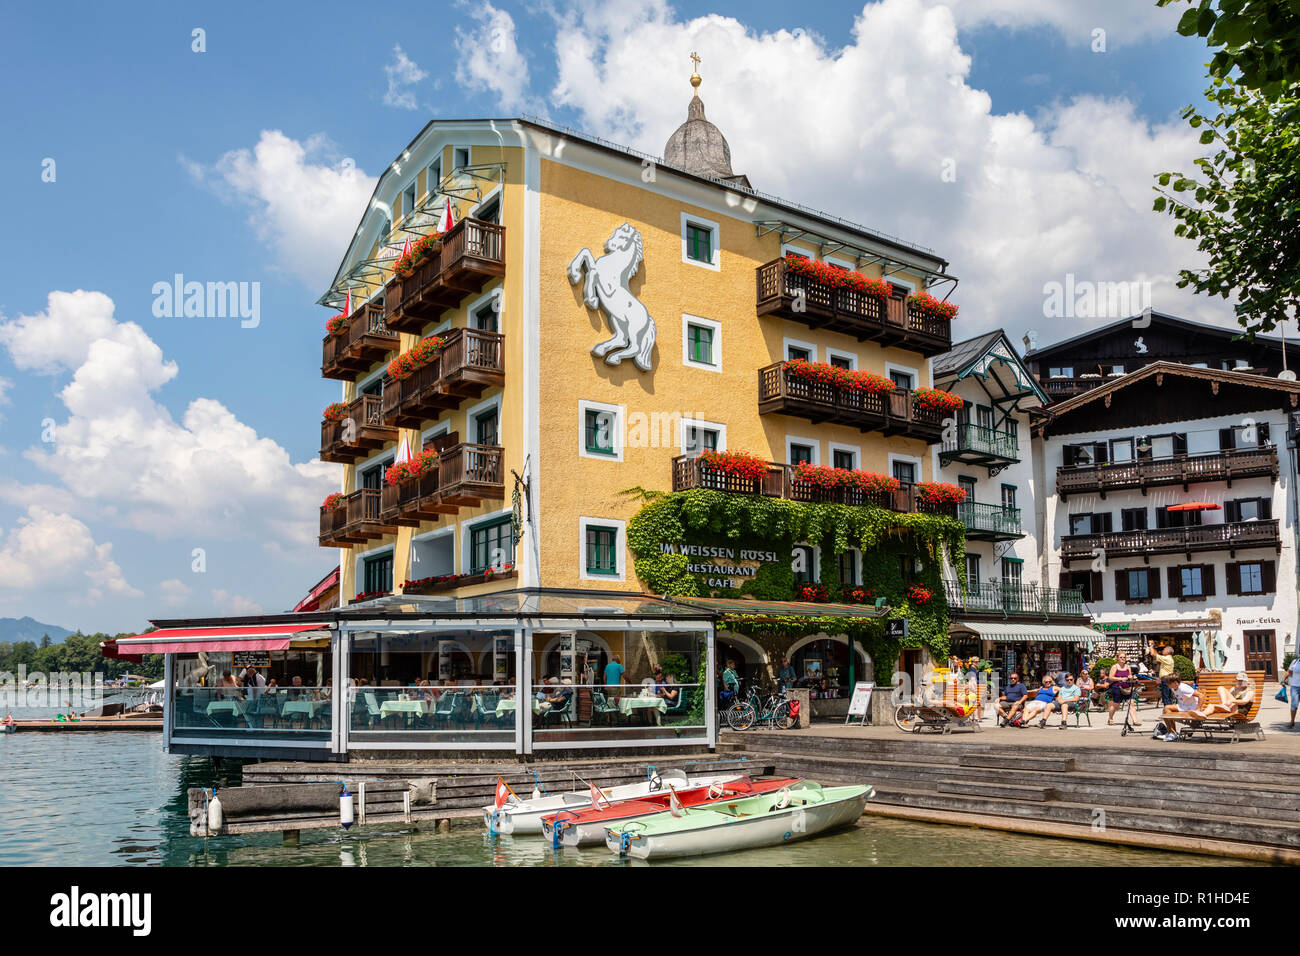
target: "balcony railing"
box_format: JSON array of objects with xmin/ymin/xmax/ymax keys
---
[
  {"xmin": 378, "ymin": 439, "xmax": 502, "ymax": 523},
  {"xmin": 757, "ymin": 363, "xmax": 944, "ymax": 443},
  {"xmin": 319, "ymin": 488, "xmax": 394, "ymax": 547},
  {"xmin": 670, "ymin": 456, "xmax": 957, "ymax": 517},
  {"xmin": 755, "ymin": 258, "xmax": 952, "ymax": 356},
  {"xmin": 1057, "ymin": 445, "xmax": 1279, "ymax": 497},
  {"xmin": 1040, "ymin": 375, "xmax": 1117, "ymax": 399},
  {"xmin": 381, "ymin": 328, "xmax": 505, "ymax": 427},
  {"xmin": 958, "ymin": 501, "xmax": 1023, "ymax": 540},
  {"xmin": 945, "ymin": 581, "xmax": 1086, "ymax": 618},
  {"xmin": 322, "ymin": 303, "xmax": 399, "ymax": 381},
  {"xmin": 939, "ymin": 423, "xmax": 1019, "ymax": 467},
  {"xmin": 1061, "ymin": 518, "xmax": 1281, "ymax": 563},
  {"xmin": 320, "ymin": 395, "xmax": 397, "ymax": 464},
  {"xmin": 383, "ymin": 218, "xmax": 506, "ymax": 333}
]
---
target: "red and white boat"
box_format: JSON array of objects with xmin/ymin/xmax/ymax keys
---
[{"xmin": 540, "ymin": 776, "xmax": 803, "ymax": 847}]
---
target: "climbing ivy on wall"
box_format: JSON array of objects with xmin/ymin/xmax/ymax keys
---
[{"xmin": 625, "ymin": 489, "xmax": 966, "ymax": 679}]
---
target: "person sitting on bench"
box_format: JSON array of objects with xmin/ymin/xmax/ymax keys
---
[
  {"xmin": 1201, "ymin": 672, "xmax": 1254, "ymax": 719},
  {"xmin": 1159, "ymin": 675, "xmax": 1204, "ymax": 740},
  {"xmin": 1020, "ymin": 676, "xmax": 1059, "ymax": 727},
  {"xmin": 996, "ymin": 672, "xmax": 1028, "ymax": 726},
  {"xmin": 1055, "ymin": 673, "xmax": 1081, "ymax": 729}
]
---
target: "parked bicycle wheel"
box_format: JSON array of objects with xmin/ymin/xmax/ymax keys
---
[
  {"xmin": 770, "ymin": 700, "xmax": 794, "ymax": 730},
  {"xmin": 727, "ymin": 703, "xmax": 757, "ymax": 731},
  {"xmin": 894, "ymin": 703, "xmax": 922, "ymax": 732}
]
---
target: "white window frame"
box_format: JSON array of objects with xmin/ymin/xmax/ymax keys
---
[
  {"xmin": 354, "ymin": 544, "xmax": 396, "ymax": 595},
  {"xmin": 461, "ymin": 506, "xmax": 514, "ymax": 575},
  {"xmin": 578, "ymin": 399, "xmax": 625, "ymax": 463},
  {"xmin": 470, "ymin": 184, "xmax": 502, "ymax": 223},
  {"xmin": 682, "ymin": 314, "xmax": 722, "ymax": 372},
  {"xmin": 408, "ymin": 525, "xmax": 456, "ymax": 579},
  {"xmin": 824, "ymin": 255, "xmax": 855, "ymax": 272},
  {"xmin": 679, "ymin": 417, "xmax": 726, "ymax": 456},
  {"xmin": 425, "ymin": 157, "xmax": 443, "ymax": 201},
  {"xmin": 889, "ymin": 452, "xmax": 923, "ymax": 485},
  {"xmin": 826, "ymin": 347, "xmax": 858, "ymax": 370},
  {"xmin": 680, "ymin": 212, "xmax": 721, "ymax": 271},
  {"xmin": 453, "ymin": 146, "xmax": 470, "ymax": 170},
  {"xmin": 781, "ymin": 243, "xmax": 815, "ymax": 260},
  {"xmin": 828, "ymin": 442, "xmax": 861, "ymax": 470},
  {"xmin": 466, "ymin": 394, "xmax": 502, "ymax": 445},
  {"xmin": 785, "ymin": 435, "xmax": 820, "ymax": 466},
  {"xmin": 783, "ymin": 336, "xmax": 818, "ymax": 363},
  {"xmin": 886, "ymin": 361, "xmax": 920, "ymax": 391},
  {"xmin": 791, "ymin": 542, "xmax": 819, "ymax": 586},
  {"xmin": 431, "ymin": 318, "xmax": 453, "ymax": 336},
  {"xmin": 884, "ymin": 273, "xmax": 916, "ymax": 294},
  {"xmin": 579, "ymin": 516, "xmax": 627, "ymax": 583},
  {"xmin": 401, "ymin": 181, "xmax": 418, "ymax": 219},
  {"xmin": 467, "ymin": 288, "xmax": 502, "ymax": 332}
]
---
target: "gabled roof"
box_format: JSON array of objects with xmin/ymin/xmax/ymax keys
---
[
  {"xmin": 933, "ymin": 329, "xmax": 1048, "ymax": 408},
  {"xmin": 1023, "ymin": 312, "xmax": 1285, "ymax": 360}
]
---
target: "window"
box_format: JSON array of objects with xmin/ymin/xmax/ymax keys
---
[
  {"xmin": 1240, "ymin": 563, "xmax": 1263, "ymax": 594},
  {"xmin": 1108, "ymin": 365, "xmax": 1125, "ymax": 376},
  {"xmin": 838, "ymin": 550, "xmax": 858, "ymax": 586},
  {"xmin": 360, "ymin": 459, "xmax": 390, "ymax": 490},
  {"xmin": 584, "ymin": 409, "xmax": 616, "ymax": 456},
  {"xmin": 359, "ymin": 376, "xmax": 384, "ymax": 398},
  {"xmin": 1156, "ymin": 505, "xmax": 1201, "ymax": 528},
  {"xmin": 1226, "ymin": 498, "xmax": 1272, "ymax": 522},
  {"xmin": 1220, "ymin": 423, "xmax": 1272, "ymax": 449},
  {"xmin": 1000, "ymin": 484, "xmax": 1017, "ymax": 511},
  {"xmin": 789, "ymin": 443, "xmax": 814, "ymax": 466},
  {"xmin": 958, "ymin": 476, "xmax": 977, "ymax": 502},
  {"xmin": 828, "ymin": 353, "xmax": 853, "ymax": 370},
  {"xmin": 426, "ymin": 158, "xmax": 442, "ymax": 196},
  {"xmin": 378, "ymin": 216, "xmax": 392, "ymax": 249},
  {"xmin": 1061, "ymin": 570, "xmax": 1103, "ymax": 602},
  {"xmin": 1121, "ymin": 507, "xmax": 1147, "ymax": 531},
  {"xmin": 792, "ymin": 545, "xmax": 815, "ymax": 586},
  {"xmin": 1127, "ymin": 569, "xmax": 1150, "ymax": 600},
  {"xmin": 472, "ymin": 298, "xmax": 498, "ymax": 332},
  {"xmin": 682, "ymin": 316, "xmax": 721, "ymax": 370},
  {"xmin": 965, "ymin": 554, "xmax": 981, "ymax": 592},
  {"xmin": 1177, "ymin": 565, "xmax": 1210, "ymax": 599},
  {"xmin": 1069, "ymin": 512, "xmax": 1113, "ymax": 535},
  {"xmin": 1110, "ymin": 438, "xmax": 1134, "ymax": 463},
  {"xmin": 891, "ymin": 460, "xmax": 916, "ymax": 485},
  {"xmin": 681, "ymin": 213, "xmax": 720, "ymax": 269},
  {"xmin": 888, "ymin": 369, "xmax": 914, "ymax": 390},
  {"xmin": 1229, "ymin": 561, "xmax": 1276, "ymax": 596},
  {"xmin": 475, "ymin": 196, "xmax": 500, "ymax": 224},
  {"xmin": 1048, "ymin": 366, "xmax": 1074, "ymax": 379},
  {"xmin": 786, "ymin": 344, "xmax": 812, "ymax": 362},
  {"xmin": 474, "ymin": 406, "xmax": 499, "ymax": 446},
  {"xmin": 1115, "ymin": 568, "xmax": 1160, "ymax": 602},
  {"xmin": 470, "ymin": 517, "xmax": 515, "ymax": 574},
  {"xmin": 833, "ymin": 449, "xmax": 857, "ymax": 470},
  {"xmin": 585, "ymin": 525, "xmax": 619, "ymax": 575},
  {"xmin": 681, "ymin": 419, "xmax": 724, "ymax": 455},
  {"xmin": 453, "ymin": 147, "xmax": 470, "ymax": 169},
  {"xmin": 1001, "ymin": 558, "xmax": 1022, "ymax": 586},
  {"xmin": 899, "ymin": 556, "xmax": 917, "ymax": 581},
  {"xmin": 402, "ymin": 183, "xmax": 417, "ymax": 218},
  {"xmin": 975, "ymin": 405, "xmax": 995, "ymax": 431},
  {"xmin": 362, "ymin": 552, "xmax": 393, "ymax": 595}
]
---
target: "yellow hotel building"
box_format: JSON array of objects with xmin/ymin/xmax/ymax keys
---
[{"xmin": 316, "ymin": 74, "xmax": 959, "ymax": 689}]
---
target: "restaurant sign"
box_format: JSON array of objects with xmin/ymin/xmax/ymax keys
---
[{"xmin": 658, "ymin": 542, "xmax": 782, "ymax": 590}]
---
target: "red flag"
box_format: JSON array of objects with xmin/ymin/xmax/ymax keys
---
[
  {"xmin": 343, "ymin": 290, "xmax": 352, "ymax": 316},
  {"xmin": 400, "ymin": 238, "xmax": 411, "ymax": 258},
  {"xmin": 494, "ymin": 777, "xmax": 510, "ymax": 810},
  {"xmin": 438, "ymin": 197, "xmax": 455, "ymax": 234}
]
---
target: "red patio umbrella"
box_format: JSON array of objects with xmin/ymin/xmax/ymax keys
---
[{"xmin": 1166, "ymin": 502, "xmax": 1221, "ymax": 512}]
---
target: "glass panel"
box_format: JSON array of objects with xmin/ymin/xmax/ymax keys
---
[
  {"xmin": 171, "ymin": 650, "xmax": 332, "ymax": 744},
  {"xmin": 789, "ymin": 444, "xmax": 813, "ymax": 465},
  {"xmin": 474, "ymin": 409, "xmax": 499, "ymax": 446},
  {"xmin": 585, "ymin": 410, "xmax": 615, "ymax": 455},
  {"xmin": 470, "ymin": 519, "xmax": 515, "ymax": 574},
  {"xmin": 786, "ymin": 346, "xmax": 811, "ymax": 362},
  {"xmin": 585, "ymin": 527, "xmax": 618, "ymax": 574},
  {"xmin": 889, "ymin": 371, "xmax": 914, "ymax": 389}
]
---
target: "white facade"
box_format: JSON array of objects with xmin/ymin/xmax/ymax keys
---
[{"xmin": 1040, "ymin": 401, "xmax": 1297, "ymax": 677}]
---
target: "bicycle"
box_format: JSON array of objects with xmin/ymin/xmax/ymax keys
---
[{"xmin": 725, "ymin": 685, "xmax": 794, "ymax": 731}]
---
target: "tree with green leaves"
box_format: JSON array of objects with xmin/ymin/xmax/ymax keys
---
[{"xmin": 1153, "ymin": 0, "xmax": 1300, "ymax": 336}]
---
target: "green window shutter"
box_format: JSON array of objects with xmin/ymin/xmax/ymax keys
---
[
  {"xmin": 687, "ymin": 224, "xmax": 712, "ymax": 263},
  {"xmin": 586, "ymin": 526, "xmax": 618, "ymax": 574},
  {"xmin": 688, "ymin": 325, "xmax": 714, "ymax": 364}
]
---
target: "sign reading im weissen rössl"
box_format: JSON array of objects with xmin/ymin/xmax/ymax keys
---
[{"xmin": 657, "ymin": 542, "xmax": 781, "ymax": 590}]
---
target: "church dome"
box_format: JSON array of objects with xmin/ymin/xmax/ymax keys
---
[{"xmin": 663, "ymin": 91, "xmax": 735, "ymax": 179}]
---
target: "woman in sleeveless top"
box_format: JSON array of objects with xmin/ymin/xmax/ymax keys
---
[{"xmin": 1106, "ymin": 652, "xmax": 1141, "ymax": 727}]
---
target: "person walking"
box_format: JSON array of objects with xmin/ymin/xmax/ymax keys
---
[
  {"xmin": 603, "ymin": 654, "xmax": 625, "ymax": 698},
  {"xmin": 1284, "ymin": 655, "xmax": 1300, "ymax": 729}
]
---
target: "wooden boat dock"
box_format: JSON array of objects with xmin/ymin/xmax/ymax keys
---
[{"xmin": 7, "ymin": 715, "xmax": 163, "ymax": 733}]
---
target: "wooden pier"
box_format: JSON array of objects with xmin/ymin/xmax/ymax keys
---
[{"xmin": 8, "ymin": 715, "xmax": 163, "ymax": 733}]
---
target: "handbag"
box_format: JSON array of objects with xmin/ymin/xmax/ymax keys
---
[{"xmin": 1276, "ymin": 685, "xmax": 1289, "ymax": 703}]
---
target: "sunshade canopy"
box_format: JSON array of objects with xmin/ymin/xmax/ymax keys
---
[
  {"xmin": 1167, "ymin": 502, "xmax": 1221, "ymax": 512},
  {"xmin": 949, "ymin": 621, "xmax": 1097, "ymax": 646},
  {"xmin": 112, "ymin": 624, "xmax": 329, "ymax": 656}
]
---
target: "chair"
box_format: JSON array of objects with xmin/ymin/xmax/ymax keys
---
[
  {"xmin": 663, "ymin": 687, "xmax": 691, "ymax": 722},
  {"xmin": 434, "ymin": 692, "xmax": 462, "ymax": 729},
  {"xmin": 1069, "ymin": 689, "xmax": 1093, "ymax": 727},
  {"xmin": 472, "ymin": 693, "xmax": 500, "ymax": 729},
  {"xmin": 590, "ymin": 690, "xmax": 621, "ymax": 727},
  {"xmin": 363, "ymin": 691, "xmax": 382, "ymax": 729},
  {"xmin": 543, "ymin": 694, "xmax": 573, "ymax": 728}
]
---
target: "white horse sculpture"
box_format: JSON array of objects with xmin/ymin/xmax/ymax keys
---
[{"xmin": 567, "ymin": 222, "xmax": 657, "ymax": 372}]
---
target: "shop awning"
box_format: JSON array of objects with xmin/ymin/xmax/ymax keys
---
[
  {"xmin": 666, "ymin": 596, "xmax": 891, "ymax": 620},
  {"xmin": 112, "ymin": 624, "xmax": 330, "ymax": 655},
  {"xmin": 949, "ymin": 622, "xmax": 1098, "ymax": 646}
]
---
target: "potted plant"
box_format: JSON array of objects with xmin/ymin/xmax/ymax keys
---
[
  {"xmin": 913, "ymin": 481, "xmax": 968, "ymax": 504},
  {"xmin": 782, "ymin": 359, "xmax": 895, "ymax": 395},
  {"xmin": 783, "ymin": 254, "xmax": 893, "ymax": 300},
  {"xmin": 385, "ymin": 449, "xmax": 439, "ymax": 486},
  {"xmin": 323, "ymin": 402, "xmax": 349, "ymax": 422},
  {"xmin": 392, "ymin": 232, "xmax": 443, "ymax": 280},
  {"xmin": 387, "ymin": 335, "xmax": 446, "ymax": 381},
  {"xmin": 905, "ymin": 291, "xmax": 958, "ymax": 321},
  {"xmin": 697, "ymin": 449, "xmax": 769, "ymax": 483},
  {"xmin": 906, "ymin": 584, "xmax": 935, "ymax": 605},
  {"xmin": 911, "ymin": 387, "xmax": 964, "ymax": 414},
  {"xmin": 796, "ymin": 583, "xmax": 831, "ymax": 602},
  {"xmin": 326, "ymin": 314, "xmax": 349, "ymax": 336},
  {"xmin": 321, "ymin": 493, "xmax": 346, "ymax": 512}
]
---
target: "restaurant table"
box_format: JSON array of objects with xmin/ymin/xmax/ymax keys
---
[
  {"xmin": 618, "ymin": 697, "xmax": 668, "ymax": 718},
  {"xmin": 280, "ymin": 699, "xmax": 329, "ymax": 720},
  {"xmin": 205, "ymin": 701, "xmax": 245, "ymax": 717},
  {"xmin": 496, "ymin": 699, "xmax": 543, "ymax": 717},
  {"xmin": 379, "ymin": 699, "xmax": 428, "ymax": 720}
]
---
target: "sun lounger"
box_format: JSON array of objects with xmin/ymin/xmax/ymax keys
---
[{"xmin": 1165, "ymin": 671, "xmax": 1265, "ymax": 742}]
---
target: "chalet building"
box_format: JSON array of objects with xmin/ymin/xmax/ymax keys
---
[
  {"xmin": 1036, "ymin": 362, "xmax": 1299, "ymax": 679},
  {"xmin": 931, "ymin": 332, "xmax": 1095, "ymax": 680},
  {"xmin": 1023, "ymin": 313, "xmax": 1291, "ymax": 404}
]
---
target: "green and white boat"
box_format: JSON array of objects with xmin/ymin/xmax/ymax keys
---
[{"xmin": 604, "ymin": 781, "xmax": 872, "ymax": 860}]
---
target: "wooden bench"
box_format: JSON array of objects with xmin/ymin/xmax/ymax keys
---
[{"xmin": 1165, "ymin": 671, "xmax": 1265, "ymax": 742}]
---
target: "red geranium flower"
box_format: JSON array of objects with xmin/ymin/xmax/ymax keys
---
[
  {"xmin": 906, "ymin": 291, "xmax": 958, "ymax": 321},
  {"xmin": 784, "ymin": 254, "xmax": 894, "ymax": 301},
  {"xmin": 698, "ymin": 449, "xmax": 770, "ymax": 483},
  {"xmin": 326, "ymin": 314, "xmax": 349, "ymax": 337},
  {"xmin": 323, "ymin": 402, "xmax": 349, "ymax": 422},
  {"xmin": 387, "ymin": 335, "xmax": 445, "ymax": 382},
  {"xmin": 914, "ymin": 481, "xmax": 967, "ymax": 504},
  {"xmin": 911, "ymin": 388, "xmax": 964, "ymax": 415},
  {"xmin": 321, "ymin": 493, "xmax": 346, "ymax": 512}
]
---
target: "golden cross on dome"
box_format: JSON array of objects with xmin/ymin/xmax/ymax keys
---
[{"xmin": 689, "ymin": 51, "xmax": 702, "ymax": 90}]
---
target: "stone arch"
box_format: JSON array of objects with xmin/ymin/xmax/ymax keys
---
[{"xmin": 786, "ymin": 633, "xmax": 874, "ymax": 682}]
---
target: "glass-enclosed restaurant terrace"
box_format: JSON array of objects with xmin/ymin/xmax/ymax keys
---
[{"xmin": 107, "ymin": 590, "xmax": 719, "ymax": 761}]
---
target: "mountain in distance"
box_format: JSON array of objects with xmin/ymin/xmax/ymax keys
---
[{"xmin": 0, "ymin": 617, "xmax": 75, "ymax": 644}]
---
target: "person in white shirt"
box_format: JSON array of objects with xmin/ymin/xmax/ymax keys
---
[
  {"xmin": 1159, "ymin": 676, "xmax": 1202, "ymax": 740},
  {"xmin": 1285, "ymin": 656, "xmax": 1300, "ymax": 729}
]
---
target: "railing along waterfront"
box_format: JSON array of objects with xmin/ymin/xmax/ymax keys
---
[
  {"xmin": 755, "ymin": 258, "xmax": 952, "ymax": 356},
  {"xmin": 1057, "ymin": 445, "xmax": 1279, "ymax": 496},
  {"xmin": 957, "ymin": 501, "xmax": 1023, "ymax": 537},
  {"xmin": 322, "ymin": 302, "xmax": 397, "ymax": 380},
  {"xmin": 756, "ymin": 363, "xmax": 945, "ymax": 442},
  {"xmin": 1060, "ymin": 518, "xmax": 1281, "ymax": 561},
  {"xmin": 944, "ymin": 581, "xmax": 1086, "ymax": 617},
  {"xmin": 173, "ymin": 686, "xmax": 333, "ymax": 742},
  {"xmin": 941, "ymin": 422, "xmax": 1018, "ymax": 461}
]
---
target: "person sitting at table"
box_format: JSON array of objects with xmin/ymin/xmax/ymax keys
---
[
  {"xmin": 1019, "ymin": 676, "xmax": 1059, "ymax": 727},
  {"xmin": 287, "ymin": 676, "xmax": 305, "ymax": 700},
  {"xmin": 217, "ymin": 670, "xmax": 242, "ymax": 699},
  {"xmin": 657, "ymin": 673, "xmax": 680, "ymax": 708},
  {"xmin": 501, "ymin": 677, "xmax": 516, "ymax": 701},
  {"xmin": 1201, "ymin": 672, "xmax": 1255, "ymax": 719},
  {"xmin": 536, "ymin": 676, "xmax": 555, "ymax": 706}
]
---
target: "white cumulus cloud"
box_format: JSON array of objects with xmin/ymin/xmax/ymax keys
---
[
  {"xmin": 383, "ymin": 45, "xmax": 429, "ymax": 110},
  {"xmin": 455, "ymin": 3, "xmax": 534, "ymax": 112},
  {"xmin": 0, "ymin": 508, "xmax": 140, "ymax": 602},
  {"xmin": 921, "ymin": 0, "xmax": 1182, "ymax": 47}
]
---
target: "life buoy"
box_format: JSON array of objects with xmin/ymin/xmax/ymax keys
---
[
  {"xmin": 774, "ymin": 788, "xmax": 792, "ymax": 810},
  {"xmin": 707, "ymin": 781, "xmax": 725, "ymax": 799}
]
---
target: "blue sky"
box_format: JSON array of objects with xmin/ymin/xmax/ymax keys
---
[{"xmin": 0, "ymin": 0, "xmax": 1219, "ymax": 633}]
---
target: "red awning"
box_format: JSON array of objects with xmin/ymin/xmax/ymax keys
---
[
  {"xmin": 114, "ymin": 624, "xmax": 329, "ymax": 655},
  {"xmin": 100, "ymin": 639, "xmax": 143, "ymax": 663},
  {"xmin": 1167, "ymin": 502, "xmax": 1222, "ymax": 512}
]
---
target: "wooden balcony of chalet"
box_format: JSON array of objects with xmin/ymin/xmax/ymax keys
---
[
  {"xmin": 957, "ymin": 501, "xmax": 1024, "ymax": 541},
  {"xmin": 383, "ymin": 218, "xmax": 506, "ymax": 334},
  {"xmin": 319, "ymin": 394, "xmax": 397, "ymax": 464},
  {"xmin": 319, "ymin": 489, "xmax": 397, "ymax": 548},
  {"xmin": 670, "ymin": 456, "xmax": 957, "ymax": 518},
  {"xmin": 321, "ymin": 302, "xmax": 398, "ymax": 381},
  {"xmin": 755, "ymin": 258, "xmax": 951, "ymax": 357},
  {"xmin": 939, "ymin": 423, "xmax": 1019, "ymax": 472},
  {"xmin": 377, "ymin": 434, "xmax": 506, "ymax": 525},
  {"xmin": 944, "ymin": 581, "xmax": 1086, "ymax": 619},
  {"xmin": 380, "ymin": 328, "xmax": 505, "ymax": 428},
  {"xmin": 1057, "ymin": 445, "xmax": 1279, "ymax": 499},
  {"xmin": 1060, "ymin": 519, "xmax": 1281, "ymax": 565},
  {"xmin": 757, "ymin": 362, "xmax": 944, "ymax": 443}
]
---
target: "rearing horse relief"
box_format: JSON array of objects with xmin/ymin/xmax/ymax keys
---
[{"xmin": 567, "ymin": 222, "xmax": 657, "ymax": 372}]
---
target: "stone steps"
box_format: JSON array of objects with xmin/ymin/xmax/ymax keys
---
[{"xmin": 937, "ymin": 780, "xmax": 1056, "ymax": 802}]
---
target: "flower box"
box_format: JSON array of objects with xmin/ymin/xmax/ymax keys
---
[
  {"xmin": 393, "ymin": 233, "xmax": 443, "ymax": 280},
  {"xmin": 783, "ymin": 359, "xmax": 896, "ymax": 395},
  {"xmin": 698, "ymin": 449, "xmax": 770, "ymax": 483},
  {"xmin": 910, "ymin": 387, "xmax": 964, "ymax": 415},
  {"xmin": 326, "ymin": 314, "xmax": 349, "ymax": 337},
  {"xmin": 387, "ymin": 335, "xmax": 445, "ymax": 382},
  {"xmin": 845, "ymin": 586, "xmax": 877, "ymax": 604},
  {"xmin": 323, "ymin": 402, "xmax": 349, "ymax": 423},
  {"xmin": 385, "ymin": 449, "xmax": 439, "ymax": 486},
  {"xmin": 914, "ymin": 481, "xmax": 967, "ymax": 504},
  {"xmin": 792, "ymin": 463, "xmax": 900, "ymax": 494},
  {"xmin": 796, "ymin": 583, "xmax": 831, "ymax": 603},
  {"xmin": 321, "ymin": 493, "xmax": 346, "ymax": 512},
  {"xmin": 403, "ymin": 565, "xmax": 516, "ymax": 594},
  {"xmin": 784, "ymin": 254, "xmax": 894, "ymax": 300},
  {"xmin": 906, "ymin": 584, "xmax": 935, "ymax": 605},
  {"xmin": 351, "ymin": 590, "xmax": 391, "ymax": 603},
  {"xmin": 906, "ymin": 291, "xmax": 958, "ymax": 321}
]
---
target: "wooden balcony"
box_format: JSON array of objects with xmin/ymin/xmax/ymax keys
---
[
  {"xmin": 378, "ymin": 432, "xmax": 464, "ymax": 525},
  {"xmin": 939, "ymin": 423, "xmax": 1019, "ymax": 473},
  {"xmin": 755, "ymin": 258, "xmax": 952, "ymax": 357},
  {"xmin": 1057, "ymin": 446, "xmax": 1279, "ymax": 499},
  {"xmin": 322, "ymin": 303, "xmax": 398, "ymax": 381},
  {"xmin": 1061, "ymin": 519, "xmax": 1281, "ymax": 564},
  {"xmin": 1041, "ymin": 376, "xmax": 1113, "ymax": 400},
  {"xmin": 945, "ymin": 581, "xmax": 1086, "ymax": 619},
  {"xmin": 958, "ymin": 502, "xmax": 1024, "ymax": 541},
  {"xmin": 670, "ymin": 456, "xmax": 957, "ymax": 517},
  {"xmin": 383, "ymin": 218, "xmax": 506, "ymax": 334},
  {"xmin": 380, "ymin": 328, "xmax": 505, "ymax": 428},
  {"xmin": 320, "ymin": 395, "xmax": 397, "ymax": 464},
  {"xmin": 757, "ymin": 363, "xmax": 944, "ymax": 443},
  {"xmin": 319, "ymin": 489, "xmax": 397, "ymax": 548},
  {"xmin": 438, "ymin": 443, "xmax": 506, "ymax": 506}
]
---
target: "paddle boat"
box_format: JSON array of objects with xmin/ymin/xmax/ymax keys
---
[
  {"xmin": 541, "ymin": 776, "xmax": 803, "ymax": 847},
  {"xmin": 604, "ymin": 781, "xmax": 873, "ymax": 860},
  {"xmin": 482, "ymin": 768, "xmax": 742, "ymax": 835}
]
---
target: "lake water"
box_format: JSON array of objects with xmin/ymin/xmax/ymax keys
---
[{"xmin": 0, "ymin": 730, "xmax": 1258, "ymax": 867}]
